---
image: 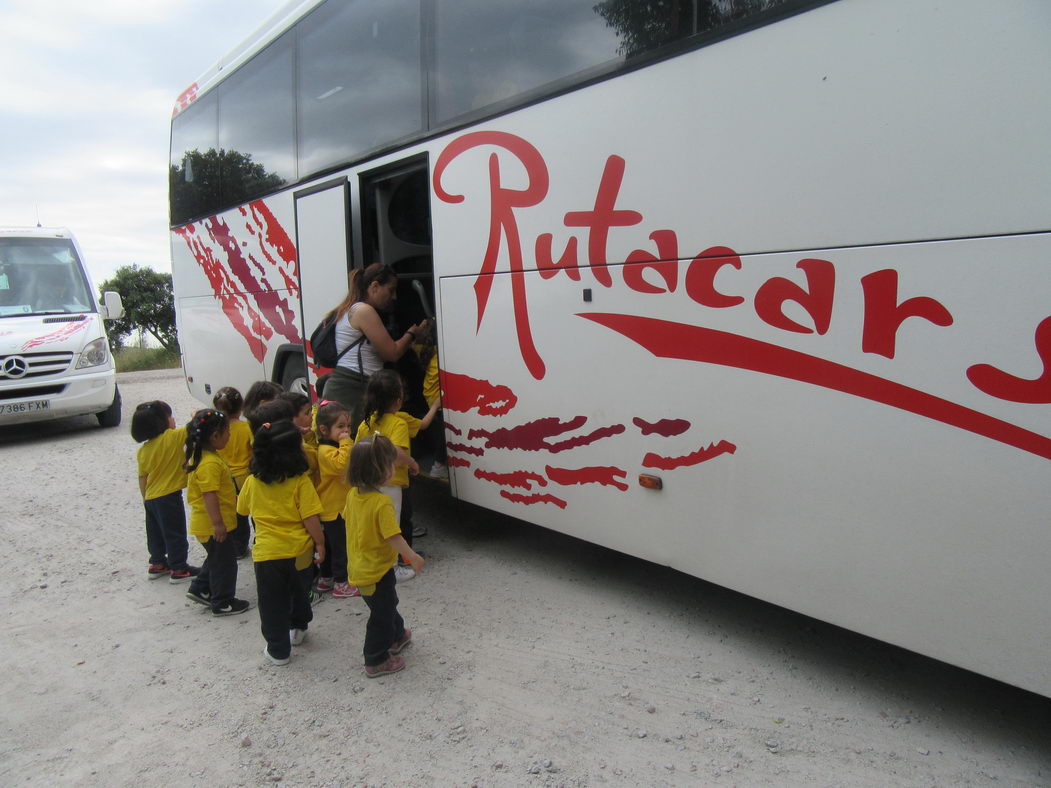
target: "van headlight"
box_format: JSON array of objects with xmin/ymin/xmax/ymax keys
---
[{"xmin": 76, "ymin": 338, "xmax": 109, "ymax": 369}]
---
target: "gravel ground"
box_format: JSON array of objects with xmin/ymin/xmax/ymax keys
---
[{"xmin": 1, "ymin": 368, "xmax": 1049, "ymax": 787}]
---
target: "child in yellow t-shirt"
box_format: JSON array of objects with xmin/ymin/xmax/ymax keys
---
[
  {"xmin": 183, "ymin": 409, "xmax": 250, "ymax": 617},
  {"xmin": 280, "ymin": 391, "xmax": 319, "ymax": 487},
  {"xmin": 414, "ymin": 338, "xmax": 447, "ymax": 480},
  {"xmin": 355, "ymin": 370, "xmax": 440, "ymax": 582},
  {"xmin": 314, "ymin": 401, "xmax": 357, "ymax": 598},
  {"xmin": 132, "ymin": 400, "xmax": 197, "ymax": 583},
  {"xmin": 344, "ymin": 435, "xmax": 424, "ymax": 678},
  {"xmin": 213, "ymin": 386, "xmax": 253, "ymax": 559},
  {"xmin": 237, "ymin": 420, "xmax": 325, "ymax": 666}
]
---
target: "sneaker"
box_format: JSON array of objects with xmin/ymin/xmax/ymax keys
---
[
  {"xmin": 315, "ymin": 576, "xmax": 334, "ymax": 593},
  {"xmin": 412, "ymin": 525, "xmax": 428, "ymax": 538},
  {"xmin": 147, "ymin": 563, "xmax": 170, "ymax": 580},
  {"xmin": 168, "ymin": 566, "xmax": 200, "ymax": 584},
  {"xmin": 389, "ymin": 627, "xmax": 412, "ymax": 655},
  {"xmin": 309, "ymin": 589, "xmax": 325, "ymax": 607},
  {"xmin": 185, "ymin": 589, "xmax": 211, "ymax": 606},
  {"xmin": 212, "ymin": 598, "xmax": 251, "ymax": 616},
  {"xmin": 394, "ymin": 565, "xmax": 416, "ymax": 583},
  {"xmin": 263, "ymin": 645, "xmax": 290, "ymax": 666},
  {"xmin": 332, "ymin": 582, "xmax": 360, "ymax": 598},
  {"xmin": 364, "ymin": 654, "xmax": 405, "ymax": 678},
  {"xmin": 290, "ymin": 628, "xmax": 307, "ymax": 646},
  {"xmin": 429, "ymin": 462, "xmax": 448, "ymax": 480}
]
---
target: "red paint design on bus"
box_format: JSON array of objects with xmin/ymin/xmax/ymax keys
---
[
  {"xmin": 643, "ymin": 441, "xmax": 737, "ymax": 470},
  {"xmin": 633, "ymin": 417, "xmax": 690, "ymax": 437},
  {"xmin": 447, "ymin": 456, "xmax": 472, "ymax": 469},
  {"xmin": 500, "ymin": 490, "xmax": 568, "ymax": 509},
  {"xmin": 441, "ymin": 370, "xmax": 518, "ymax": 415},
  {"xmin": 474, "ymin": 468, "xmax": 548, "ymax": 490},
  {"xmin": 469, "ymin": 415, "xmax": 625, "ymax": 453},
  {"xmin": 584, "ymin": 312, "xmax": 1051, "ymax": 461},
  {"xmin": 173, "ymin": 82, "xmax": 198, "ymax": 117},
  {"xmin": 966, "ymin": 315, "xmax": 1051, "ymax": 404},
  {"xmin": 546, "ymin": 465, "xmax": 629, "ymax": 491},
  {"xmin": 447, "ymin": 441, "xmax": 485, "ymax": 457},
  {"xmin": 443, "ymin": 421, "xmax": 463, "ymax": 437},
  {"xmin": 20, "ymin": 319, "xmax": 89, "ymax": 351}
]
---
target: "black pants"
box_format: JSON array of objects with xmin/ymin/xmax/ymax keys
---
[
  {"xmin": 254, "ymin": 558, "xmax": 313, "ymax": 660},
  {"xmin": 189, "ymin": 536, "xmax": 238, "ymax": 607},
  {"xmin": 361, "ymin": 568, "xmax": 405, "ymax": 666},
  {"xmin": 231, "ymin": 479, "xmax": 252, "ymax": 554},
  {"xmin": 318, "ymin": 516, "xmax": 348, "ymax": 583},
  {"xmin": 143, "ymin": 490, "xmax": 188, "ymax": 569}
]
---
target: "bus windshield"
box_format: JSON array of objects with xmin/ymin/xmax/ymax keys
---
[{"xmin": 0, "ymin": 238, "xmax": 94, "ymax": 317}]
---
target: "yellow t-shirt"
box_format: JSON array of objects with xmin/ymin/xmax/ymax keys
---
[
  {"xmin": 137, "ymin": 426, "xmax": 188, "ymax": 500},
  {"xmin": 343, "ymin": 487, "xmax": 401, "ymax": 593},
  {"xmin": 217, "ymin": 419, "xmax": 252, "ymax": 485},
  {"xmin": 423, "ymin": 354, "xmax": 440, "ymax": 407},
  {"xmin": 187, "ymin": 450, "xmax": 238, "ymax": 542},
  {"xmin": 355, "ymin": 412, "xmax": 411, "ymax": 487},
  {"xmin": 237, "ymin": 473, "xmax": 323, "ymax": 563},
  {"xmin": 317, "ymin": 438, "xmax": 352, "ymax": 521},
  {"xmin": 303, "ymin": 441, "xmax": 320, "ymax": 488}
]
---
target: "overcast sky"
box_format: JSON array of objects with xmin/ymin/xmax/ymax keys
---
[{"xmin": 0, "ymin": 0, "xmax": 291, "ymax": 285}]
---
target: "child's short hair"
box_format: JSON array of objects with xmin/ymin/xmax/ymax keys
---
[
  {"xmin": 360, "ymin": 369, "xmax": 404, "ymax": 430},
  {"xmin": 243, "ymin": 380, "xmax": 283, "ymax": 419},
  {"xmin": 278, "ymin": 390, "xmax": 310, "ymax": 416},
  {"xmin": 348, "ymin": 434, "xmax": 397, "ymax": 490},
  {"xmin": 315, "ymin": 401, "xmax": 350, "ymax": 437},
  {"xmin": 314, "ymin": 373, "xmax": 331, "ymax": 398},
  {"xmin": 250, "ymin": 420, "xmax": 308, "ymax": 484},
  {"xmin": 131, "ymin": 400, "xmax": 172, "ymax": 443},
  {"xmin": 212, "ymin": 386, "xmax": 243, "ymax": 416},
  {"xmin": 185, "ymin": 408, "xmax": 228, "ymax": 471},
  {"xmin": 247, "ymin": 398, "xmax": 295, "ymax": 435}
]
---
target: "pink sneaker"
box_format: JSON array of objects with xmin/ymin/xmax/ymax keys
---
[
  {"xmin": 389, "ymin": 627, "xmax": 412, "ymax": 655},
  {"xmin": 365, "ymin": 654, "xmax": 405, "ymax": 678},
  {"xmin": 315, "ymin": 576, "xmax": 334, "ymax": 593},
  {"xmin": 332, "ymin": 582, "xmax": 360, "ymax": 598}
]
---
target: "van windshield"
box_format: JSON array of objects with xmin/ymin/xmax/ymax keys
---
[{"xmin": 0, "ymin": 238, "xmax": 94, "ymax": 317}]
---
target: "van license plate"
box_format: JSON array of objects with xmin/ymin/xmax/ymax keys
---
[{"xmin": 0, "ymin": 400, "xmax": 50, "ymax": 414}]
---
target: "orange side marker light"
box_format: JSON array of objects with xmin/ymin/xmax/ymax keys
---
[{"xmin": 638, "ymin": 474, "xmax": 663, "ymax": 490}]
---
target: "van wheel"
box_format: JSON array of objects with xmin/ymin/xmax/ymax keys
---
[
  {"xmin": 97, "ymin": 386, "xmax": 122, "ymax": 427},
  {"xmin": 280, "ymin": 354, "xmax": 309, "ymax": 397}
]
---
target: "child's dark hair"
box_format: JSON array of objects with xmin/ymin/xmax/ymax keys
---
[
  {"xmin": 315, "ymin": 373, "xmax": 331, "ymax": 399},
  {"xmin": 348, "ymin": 435, "xmax": 397, "ymax": 490},
  {"xmin": 131, "ymin": 400, "xmax": 172, "ymax": 443},
  {"xmin": 278, "ymin": 390, "xmax": 310, "ymax": 417},
  {"xmin": 250, "ymin": 420, "xmax": 308, "ymax": 484},
  {"xmin": 247, "ymin": 398, "xmax": 295, "ymax": 435},
  {"xmin": 315, "ymin": 401, "xmax": 350, "ymax": 439},
  {"xmin": 184, "ymin": 409, "xmax": 228, "ymax": 472},
  {"xmin": 359, "ymin": 369, "xmax": 404, "ymax": 430},
  {"xmin": 212, "ymin": 386, "xmax": 243, "ymax": 416},
  {"xmin": 243, "ymin": 380, "xmax": 283, "ymax": 419}
]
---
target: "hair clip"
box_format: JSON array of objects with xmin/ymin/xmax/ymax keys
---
[{"xmin": 318, "ymin": 399, "xmax": 333, "ymax": 407}]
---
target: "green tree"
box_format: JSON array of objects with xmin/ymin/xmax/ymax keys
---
[
  {"xmin": 169, "ymin": 148, "xmax": 286, "ymax": 224},
  {"xmin": 99, "ymin": 265, "xmax": 180, "ymax": 352}
]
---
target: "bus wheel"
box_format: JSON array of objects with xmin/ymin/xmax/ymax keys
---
[
  {"xmin": 97, "ymin": 386, "xmax": 122, "ymax": 428},
  {"xmin": 280, "ymin": 354, "xmax": 309, "ymax": 397}
]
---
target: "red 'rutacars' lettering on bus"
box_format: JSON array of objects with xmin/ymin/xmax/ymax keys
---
[
  {"xmin": 754, "ymin": 258, "xmax": 836, "ymax": 335},
  {"xmin": 447, "ymin": 441, "xmax": 484, "ymax": 457},
  {"xmin": 966, "ymin": 315, "xmax": 1051, "ymax": 404},
  {"xmin": 469, "ymin": 415, "xmax": 625, "ymax": 453},
  {"xmin": 440, "ymin": 371, "xmax": 518, "ymax": 415},
  {"xmin": 474, "ymin": 468, "xmax": 547, "ymax": 490},
  {"xmin": 643, "ymin": 441, "xmax": 738, "ymax": 470},
  {"xmin": 20, "ymin": 319, "xmax": 89, "ymax": 351},
  {"xmin": 447, "ymin": 456, "xmax": 472, "ymax": 469},
  {"xmin": 499, "ymin": 490, "xmax": 568, "ymax": 510},
  {"xmin": 545, "ymin": 465, "xmax": 629, "ymax": 491},
  {"xmin": 632, "ymin": 417, "xmax": 690, "ymax": 437},
  {"xmin": 583, "ymin": 312, "xmax": 1051, "ymax": 461},
  {"xmin": 860, "ymin": 269, "xmax": 954, "ymax": 358}
]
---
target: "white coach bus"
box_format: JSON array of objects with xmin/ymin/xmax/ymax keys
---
[{"xmin": 168, "ymin": 0, "xmax": 1051, "ymax": 696}]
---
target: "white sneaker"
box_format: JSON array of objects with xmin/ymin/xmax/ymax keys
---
[
  {"xmin": 394, "ymin": 565, "xmax": 416, "ymax": 583},
  {"xmin": 290, "ymin": 628, "xmax": 307, "ymax": 646},
  {"xmin": 263, "ymin": 646, "xmax": 290, "ymax": 666},
  {"xmin": 429, "ymin": 462, "xmax": 448, "ymax": 480}
]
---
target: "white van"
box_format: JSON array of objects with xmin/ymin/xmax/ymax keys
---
[{"xmin": 0, "ymin": 227, "xmax": 124, "ymax": 427}]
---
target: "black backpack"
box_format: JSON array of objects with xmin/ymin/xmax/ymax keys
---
[{"xmin": 309, "ymin": 311, "xmax": 365, "ymax": 369}]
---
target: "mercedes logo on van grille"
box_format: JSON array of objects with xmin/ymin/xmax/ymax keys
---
[{"xmin": 2, "ymin": 356, "xmax": 29, "ymax": 379}]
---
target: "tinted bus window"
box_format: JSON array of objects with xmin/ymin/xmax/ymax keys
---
[
  {"xmin": 170, "ymin": 90, "xmax": 219, "ymax": 225},
  {"xmin": 297, "ymin": 0, "xmax": 423, "ymax": 178},
  {"xmin": 219, "ymin": 32, "xmax": 296, "ymax": 207}
]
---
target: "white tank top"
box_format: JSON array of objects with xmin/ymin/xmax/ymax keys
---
[{"xmin": 334, "ymin": 304, "xmax": 383, "ymax": 376}]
